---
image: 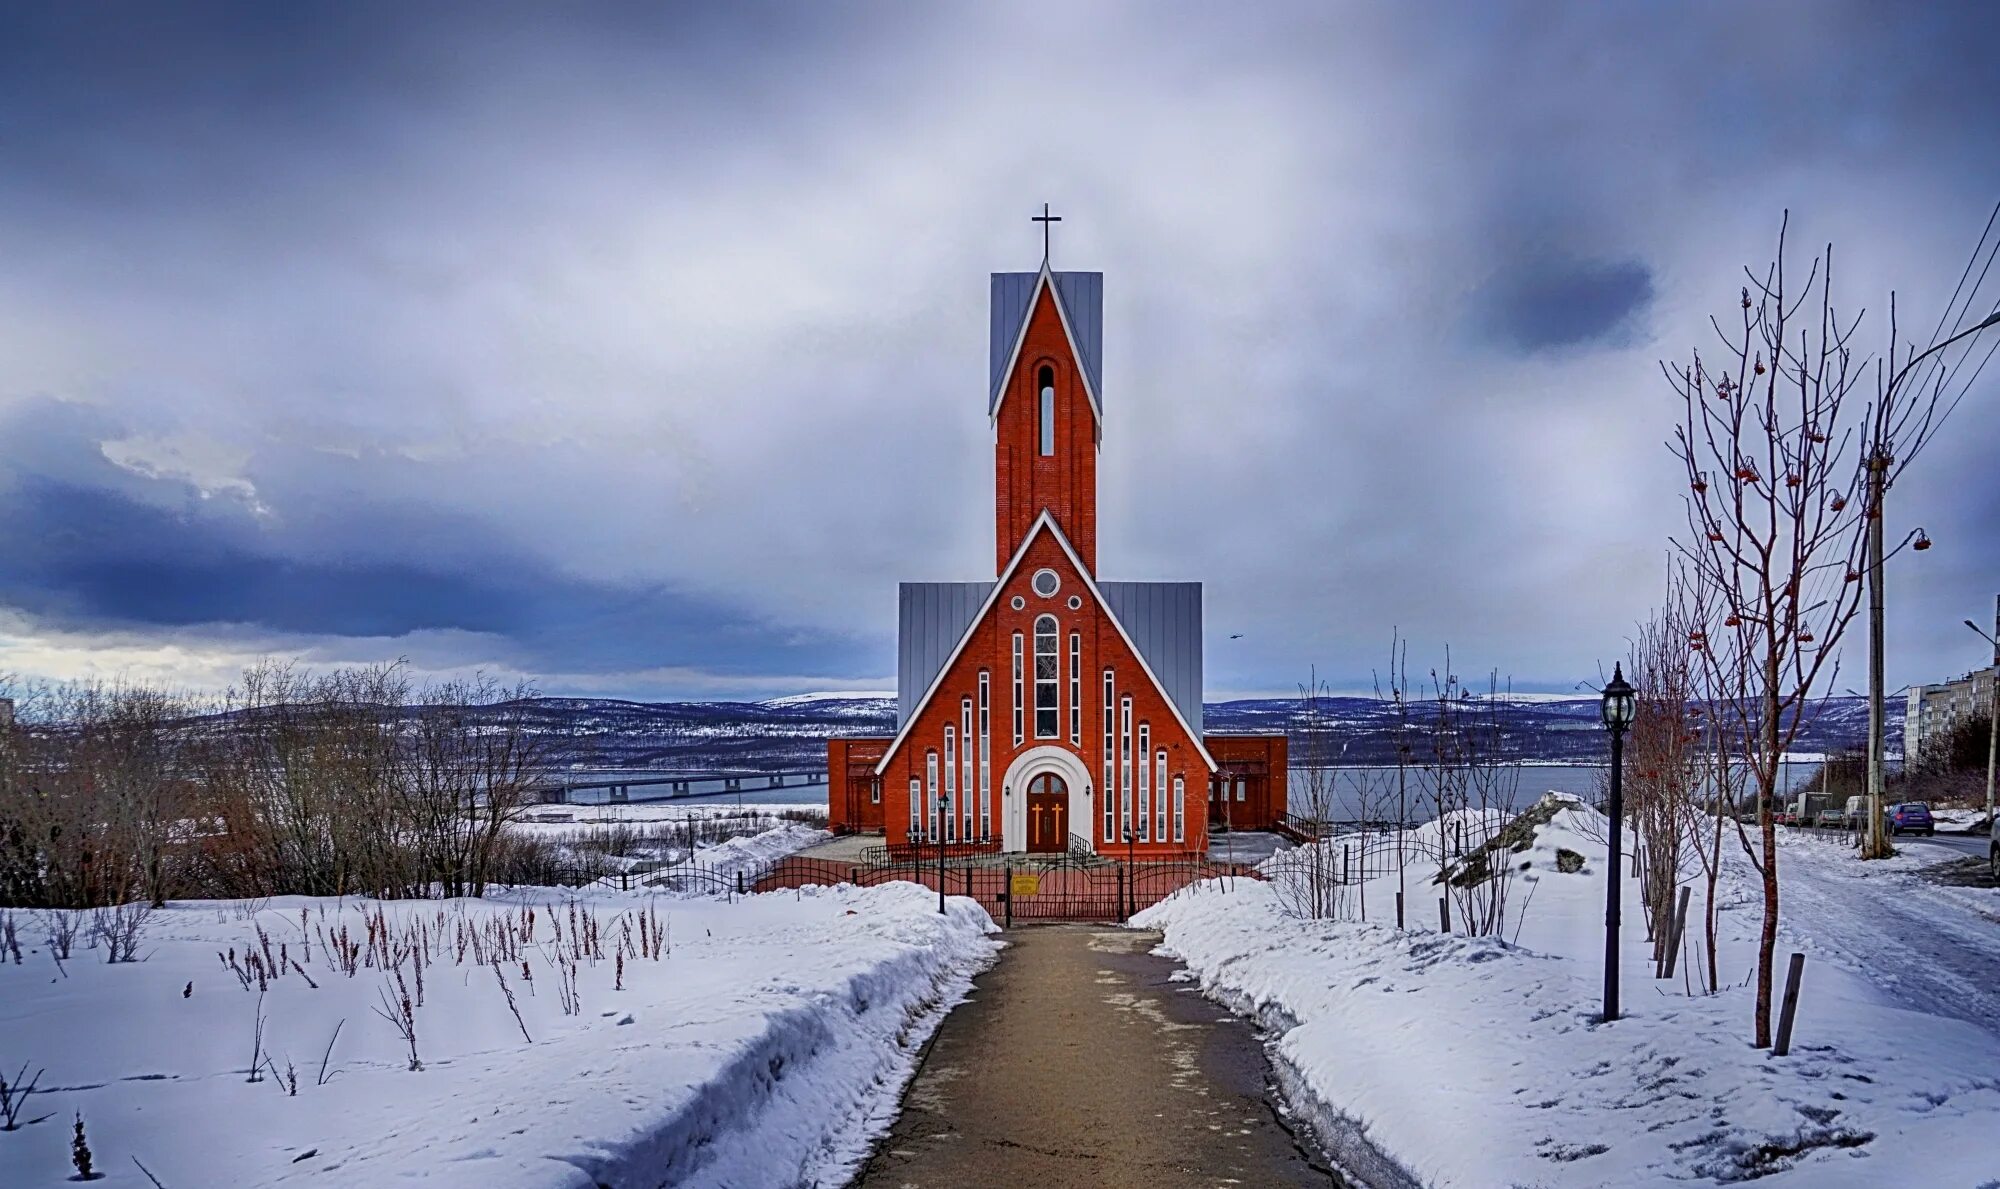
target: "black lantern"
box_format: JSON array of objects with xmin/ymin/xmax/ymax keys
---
[
  {"xmin": 1601, "ymin": 665, "xmax": 1637, "ymax": 731},
  {"xmin": 1599, "ymin": 661, "xmax": 1635, "ymax": 1021}
]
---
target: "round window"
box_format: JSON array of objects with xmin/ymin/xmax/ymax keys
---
[
  {"xmin": 1067, "ymin": 595, "xmax": 1083, "ymax": 610},
  {"xmin": 1032, "ymin": 568, "xmax": 1061, "ymax": 598},
  {"xmin": 1010, "ymin": 595, "xmax": 1026, "ymax": 611}
]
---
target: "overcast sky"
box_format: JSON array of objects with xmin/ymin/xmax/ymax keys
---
[{"xmin": 2, "ymin": 2, "xmax": 1997, "ymax": 703}]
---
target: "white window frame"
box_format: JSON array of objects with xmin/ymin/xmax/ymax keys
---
[
  {"xmin": 1068, "ymin": 633, "xmax": 1081, "ymax": 744},
  {"xmin": 1155, "ymin": 750, "xmax": 1168, "ymax": 842},
  {"xmin": 1033, "ymin": 615, "xmax": 1060, "ymax": 739},
  {"xmin": 961, "ymin": 698, "xmax": 975, "ymax": 840},
  {"xmin": 1137, "ymin": 723, "xmax": 1151, "ymax": 840},
  {"xmin": 1120, "ymin": 697, "xmax": 1133, "ymax": 839},
  {"xmin": 909, "ymin": 778, "xmax": 922, "ymax": 837},
  {"xmin": 1102, "ymin": 670, "xmax": 1116, "ymax": 842},
  {"xmin": 943, "ymin": 727, "xmax": 957, "ymax": 843},
  {"xmin": 1011, "ymin": 632, "xmax": 1025, "ymax": 746},
  {"xmin": 1172, "ymin": 775, "xmax": 1185, "ymax": 843},
  {"xmin": 978, "ymin": 672, "xmax": 992, "ymax": 840},
  {"xmin": 925, "ymin": 751, "xmax": 940, "ymax": 840}
]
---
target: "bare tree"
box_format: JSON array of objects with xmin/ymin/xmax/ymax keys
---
[
  {"xmin": 1667, "ymin": 217, "xmax": 1875, "ymax": 1046},
  {"xmin": 1667, "ymin": 210, "xmax": 1999, "ymax": 1041}
]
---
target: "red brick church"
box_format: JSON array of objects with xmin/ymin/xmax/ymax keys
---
[{"xmin": 828, "ymin": 223, "xmax": 1286, "ymax": 855}]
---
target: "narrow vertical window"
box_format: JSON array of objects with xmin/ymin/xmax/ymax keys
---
[
  {"xmin": 1137, "ymin": 724, "xmax": 1151, "ymax": 840},
  {"xmin": 926, "ymin": 751, "xmax": 940, "ymax": 840},
  {"xmin": 1102, "ymin": 670, "xmax": 1116, "ymax": 841},
  {"xmin": 909, "ymin": 778, "xmax": 922, "ymax": 838},
  {"xmin": 1011, "ymin": 633, "xmax": 1025, "ymax": 745},
  {"xmin": 943, "ymin": 727, "xmax": 957, "ymax": 843},
  {"xmin": 1038, "ymin": 365, "xmax": 1055, "ymax": 456},
  {"xmin": 1068, "ymin": 633, "xmax": 1081, "ymax": 744},
  {"xmin": 1034, "ymin": 615, "xmax": 1059, "ymax": 738},
  {"xmin": 1120, "ymin": 697, "xmax": 1134, "ymax": 838},
  {"xmin": 1155, "ymin": 750, "xmax": 1168, "ymax": 842},
  {"xmin": 961, "ymin": 698, "xmax": 975, "ymax": 840},
  {"xmin": 1172, "ymin": 775, "xmax": 1185, "ymax": 843},
  {"xmin": 978, "ymin": 672, "xmax": 992, "ymax": 840}
]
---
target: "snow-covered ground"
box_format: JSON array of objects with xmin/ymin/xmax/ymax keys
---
[
  {"xmin": 1, "ymin": 875, "xmax": 997, "ymax": 1186},
  {"xmin": 1137, "ymin": 796, "xmax": 2000, "ymax": 1187},
  {"xmin": 1778, "ymin": 829, "xmax": 2000, "ymax": 1037},
  {"xmin": 510, "ymin": 803, "xmax": 831, "ymax": 877}
]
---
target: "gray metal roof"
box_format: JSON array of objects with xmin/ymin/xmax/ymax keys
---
[
  {"xmin": 989, "ymin": 270, "xmax": 1103, "ymax": 415},
  {"xmin": 1100, "ymin": 581, "xmax": 1203, "ymax": 734},
  {"xmin": 897, "ymin": 581, "xmax": 994, "ymax": 726}
]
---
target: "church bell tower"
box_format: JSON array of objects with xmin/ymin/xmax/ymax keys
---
[{"xmin": 988, "ymin": 208, "xmax": 1104, "ymax": 575}]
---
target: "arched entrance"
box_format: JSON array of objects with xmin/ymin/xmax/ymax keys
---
[
  {"xmin": 1024, "ymin": 773, "xmax": 1068, "ymax": 853},
  {"xmin": 1001, "ymin": 745, "xmax": 1094, "ymax": 854}
]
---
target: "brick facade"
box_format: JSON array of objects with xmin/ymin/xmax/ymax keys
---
[
  {"xmin": 994, "ymin": 284, "xmax": 1097, "ymax": 574},
  {"xmin": 879, "ymin": 524, "xmax": 1208, "ymax": 856},
  {"xmin": 1203, "ymin": 733, "xmax": 1290, "ymax": 831}
]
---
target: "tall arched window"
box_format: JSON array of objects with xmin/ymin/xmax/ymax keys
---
[
  {"xmin": 1034, "ymin": 614, "xmax": 1060, "ymax": 737},
  {"xmin": 1038, "ymin": 365, "xmax": 1056, "ymax": 456}
]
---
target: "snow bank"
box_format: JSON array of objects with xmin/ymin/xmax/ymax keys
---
[
  {"xmin": 1, "ymin": 883, "xmax": 997, "ymax": 1187},
  {"xmin": 1138, "ymin": 798, "xmax": 2000, "ymax": 1186},
  {"xmin": 663, "ymin": 822, "xmax": 832, "ymax": 885}
]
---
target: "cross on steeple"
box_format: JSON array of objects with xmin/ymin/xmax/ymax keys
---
[{"xmin": 1032, "ymin": 202, "xmax": 1061, "ymax": 264}]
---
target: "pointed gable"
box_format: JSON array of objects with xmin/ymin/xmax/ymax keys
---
[
  {"xmin": 988, "ymin": 268, "xmax": 1103, "ymax": 419},
  {"xmin": 874, "ymin": 510, "xmax": 1214, "ymax": 777}
]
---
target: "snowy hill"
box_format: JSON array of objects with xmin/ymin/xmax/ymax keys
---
[{"xmin": 423, "ymin": 692, "xmax": 1890, "ymax": 773}]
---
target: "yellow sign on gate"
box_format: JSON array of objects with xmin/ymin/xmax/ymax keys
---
[{"xmin": 1010, "ymin": 873, "xmax": 1041, "ymax": 897}]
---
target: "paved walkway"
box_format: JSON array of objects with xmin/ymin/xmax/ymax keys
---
[{"xmin": 854, "ymin": 925, "xmax": 1337, "ymax": 1188}]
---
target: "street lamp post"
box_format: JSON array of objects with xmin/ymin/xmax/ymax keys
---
[
  {"xmin": 1600, "ymin": 663, "xmax": 1638, "ymax": 1023},
  {"xmin": 1864, "ymin": 310, "xmax": 2000, "ymax": 859},
  {"xmin": 1965, "ymin": 612, "xmax": 1999, "ymax": 835},
  {"xmin": 937, "ymin": 792, "xmax": 951, "ymax": 915}
]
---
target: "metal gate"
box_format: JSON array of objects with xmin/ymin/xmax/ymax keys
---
[{"xmin": 740, "ymin": 854, "xmax": 1262, "ymax": 925}]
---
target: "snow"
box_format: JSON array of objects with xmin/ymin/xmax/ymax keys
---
[
  {"xmin": 758, "ymin": 691, "xmax": 895, "ymax": 707},
  {"xmin": 1136, "ymin": 795, "xmax": 2000, "ymax": 1186},
  {"xmin": 1, "ymin": 879, "xmax": 998, "ymax": 1187},
  {"xmin": 672, "ymin": 823, "xmax": 832, "ymax": 884}
]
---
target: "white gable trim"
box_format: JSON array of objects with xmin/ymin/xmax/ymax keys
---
[
  {"xmin": 875, "ymin": 511, "xmax": 1214, "ymax": 777},
  {"xmin": 989, "ymin": 263, "xmax": 1103, "ymax": 427}
]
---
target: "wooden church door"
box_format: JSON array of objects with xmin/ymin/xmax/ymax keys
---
[{"xmin": 1025, "ymin": 773, "xmax": 1067, "ymax": 852}]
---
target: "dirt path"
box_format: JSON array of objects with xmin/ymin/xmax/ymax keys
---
[{"xmin": 853, "ymin": 924, "xmax": 1336, "ymax": 1188}]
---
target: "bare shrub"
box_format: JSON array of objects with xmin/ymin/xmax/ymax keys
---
[
  {"xmin": 89, "ymin": 904, "xmax": 153, "ymax": 963},
  {"xmin": 37, "ymin": 910, "xmax": 82, "ymax": 960},
  {"xmin": 1, "ymin": 1060, "xmax": 49, "ymax": 1130}
]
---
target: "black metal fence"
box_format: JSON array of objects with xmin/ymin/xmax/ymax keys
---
[{"xmin": 519, "ymin": 852, "xmax": 1261, "ymax": 925}]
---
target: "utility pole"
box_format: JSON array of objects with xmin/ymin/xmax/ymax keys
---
[
  {"xmin": 1860, "ymin": 310, "xmax": 2000, "ymax": 860},
  {"xmin": 1864, "ymin": 454, "xmax": 1890, "ymax": 858},
  {"xmin": 1965, "ymin": 595, "xmax": 2000, "ymax": 832}
]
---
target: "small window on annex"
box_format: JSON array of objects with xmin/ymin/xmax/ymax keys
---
[{"xmin": 1038, "ymin": 366, "xmax": 1056, "ymax": 456}]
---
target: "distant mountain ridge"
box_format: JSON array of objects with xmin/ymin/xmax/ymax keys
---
[{"xmin": 505, "ymin": 692, "xmax": 1890, "ymax": 772}]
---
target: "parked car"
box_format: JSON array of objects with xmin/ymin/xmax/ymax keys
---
[
  {"xmin": 1844, "ymin": 795, "xmax": 1867, "ymax": 827},
  {"xmin": 1815, "ymin": 808, "xmax": 1844, "ymax": 828},
  {"xmin": 1885, "ymin": 802, "xmax": 1934, "ymax": 836}
]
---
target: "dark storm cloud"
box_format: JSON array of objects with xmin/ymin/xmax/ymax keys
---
[
  {"xmin": 0, "ymin": 399, "xmax": 863, "ymax": 680},
  {"xmin": 1, "ymin": 2, "xmax": 1997, "ymax": 698},
  {"xmin": 1472, "ymin": 258, "xmax": 1653, "ymax": 353}
]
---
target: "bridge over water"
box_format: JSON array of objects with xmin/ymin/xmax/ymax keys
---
[{"xmin": 528, "ymin": 768, "xmax": 827, "ymax": 806}]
